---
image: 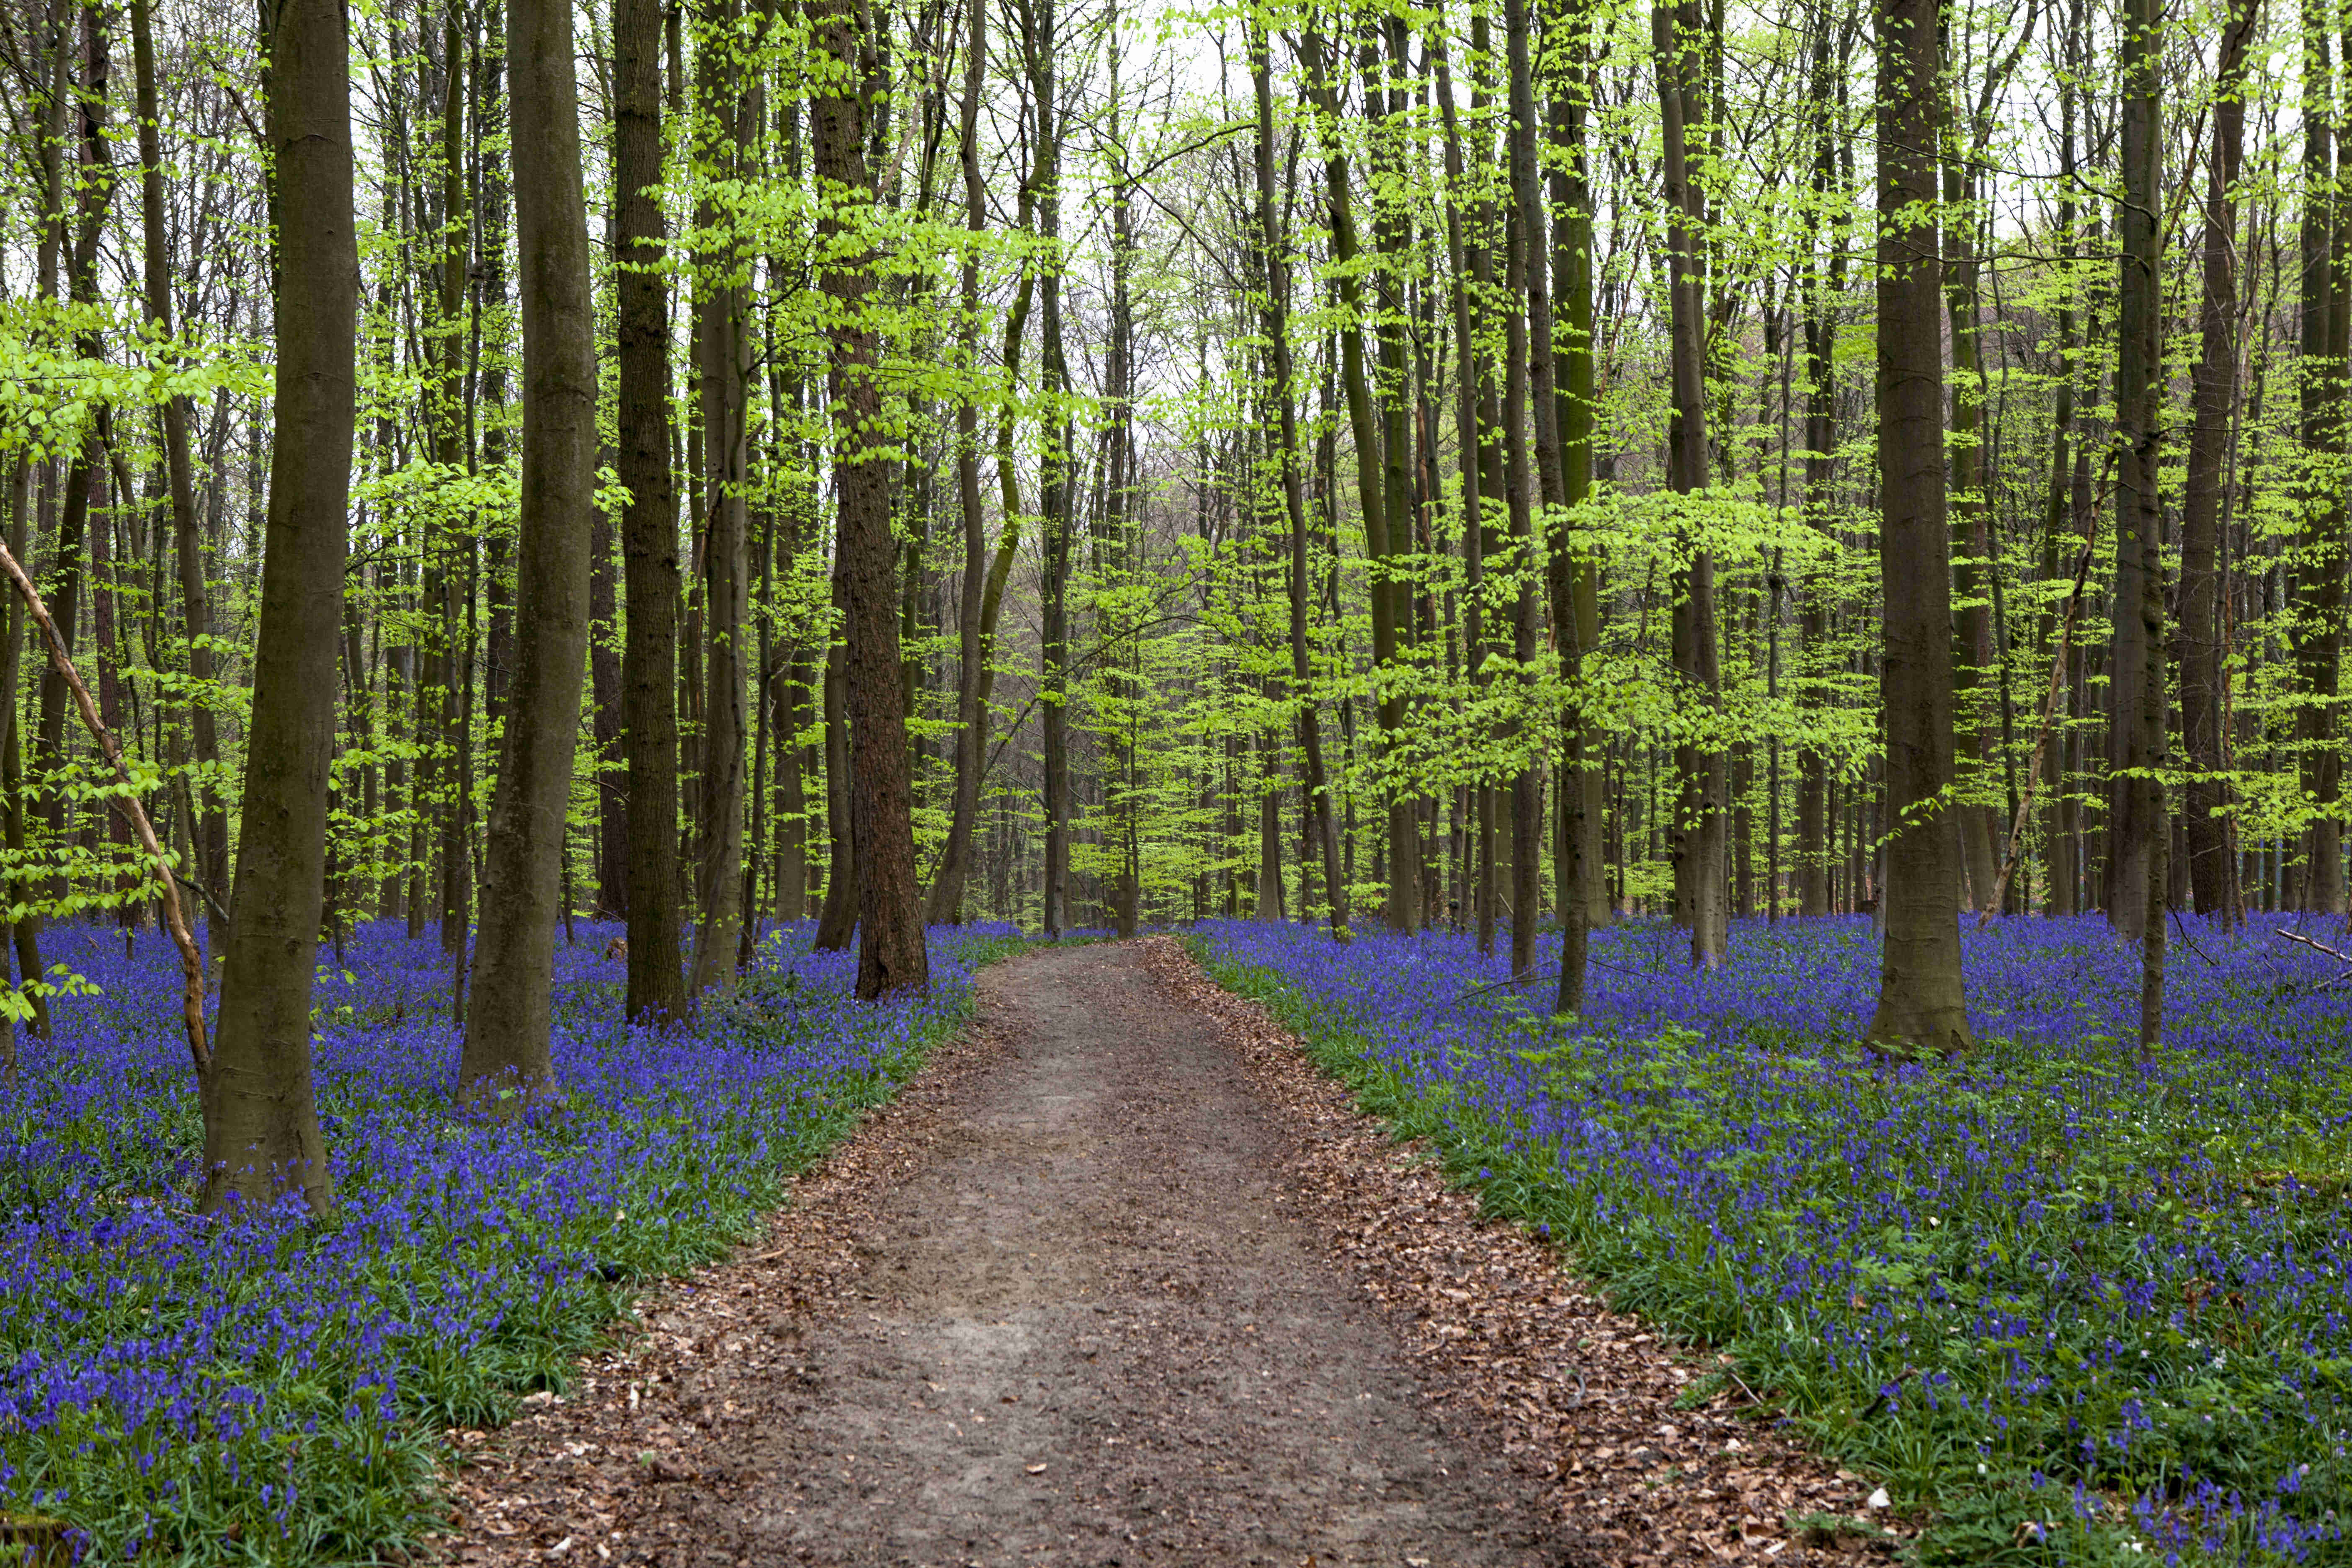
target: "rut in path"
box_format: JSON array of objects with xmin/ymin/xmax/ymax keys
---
[{"xmin": 657, "ymin": 939, "xmax": 1564, "ymax": 1567}]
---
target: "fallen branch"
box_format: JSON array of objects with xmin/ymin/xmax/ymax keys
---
[{"xmin": 0, "ymin": 538, "xmax": 209, "ymax": 1083}]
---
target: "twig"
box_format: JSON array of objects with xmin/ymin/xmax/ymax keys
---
[
  {"xmin": 0, "ymin": 538, "xmax": 208, "ymax": 1084},
  {"xmin": 2273, "ymin": 926, "xmax": 2352, "ymax": 966}
]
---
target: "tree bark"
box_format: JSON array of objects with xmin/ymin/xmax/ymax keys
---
[
  {"xmin": 2106, "ymin": 0, "xmax": 2166, "ymax": 943},
  {"xmin": 2291, "ymin": 0, "xmax": 2343, "ymax": 913},
  {"xmin": 687, "ymin": 0, "xmax": 750, "ymax": 995},
  {"xmin": 1655, "ymin": 0, "xmax": 1727, "ymax": 967},
  {"xmin": 1504, "ymin": 0, "xmax": 1548, "ymax": 980},
  {"xmin": 462, "ymin": 0, "xmax": 596, "ymax": 1095},
  {"xmin": 2177, "ymin": 0, "xmax": 2258, "ymax": 920},
  {"xmin": 1252, "ymin": 25, "xmax": 1347, "ymax": 942},
  {"xmin": 1867, "ymin": 0, "xmax": 1972, "ymax": 1056},
  {"xmin": 808, "ymin": 0, "xmax": 928, "ymax": 995},
  {"xmin": 926, "ymin": 0, "xmax": 990, "ymax": 926},
  {"xmin": 616, "ymin": 0, "xmax": 687, "ymax": 1020},
  {"xmin": 202, "ymin": 0, "xmax": 356, "ymax": 1212}
]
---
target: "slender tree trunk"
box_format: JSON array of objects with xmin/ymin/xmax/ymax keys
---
[
  {"xmin": 616, "ymin": 0, "xmax": 686, "ymax": 1020},
  {"xmin": 2292, "ymin": 0, "xmax": 2343, "ymax": 913},
  {"xmin": 687, "ymin": 0, "xmax": 750, "ymax": 994},
  {"xmin": 1252, "ymin": 26, "xmax": 1346, "ymax": 942},
  {"xmin": 1504, "ymin": 0, "xmax": 1547, "ymax": 980},
  {"xmin": 2178, "ymin": 0, "xmax": 2258, "ymax": 920},
  {"xmin": 1305, "ymin": 28, "xmax": 1411, "ymax": 934},
  {"xmin": 132, "ymin": 0, "xmax": 227, "ymax": 928},
  {"xmin": 1867, "ymin": 0, "xmax": 1971, "ymax": 1056},
  {"xmin": 2107, "ymin": 0, "xmax": 2166, "ymax": 943},
  {"xmin": 202, "ymin": 0, "xmax": 356, "ymax": 1211},
  {"xmin": 926, "ymin": 0, "xmax": 990, "ymax": 926},
  {"xmin": 1655, "ymin": 0, "xmax": 1726, "ymax": 967},
  {"xmin": 811, "ymin": 554, "xmax": 857, "ymax": 949}
]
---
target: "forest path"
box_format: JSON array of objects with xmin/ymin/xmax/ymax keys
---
[
  {"xmin": 658, "ymin": 937, "xmax": 1557, "ymax": 1565},
  {"xmin": 446, "ymin": 939, "xmax": 1877, "ymax": 1568},
  {"xmin": 446, "ymin": 938, "xmax": 1565, "ymax": 1568}
]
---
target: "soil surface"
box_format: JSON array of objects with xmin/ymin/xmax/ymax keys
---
[{"xmin": 442, "ymin": 940, "xmax": 1885, "ymax": 1568}]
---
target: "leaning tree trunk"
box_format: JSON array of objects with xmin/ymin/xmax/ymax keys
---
[
  {"xmin": 201, "ymin": 0, "xmax": 357, "ymax": 1212},
  {"xmin": 1866, "ymin": 0, "xmax": 1972, "ymax": 1057},
  {"xmin": 808, "ymin": 0, "xmax": 927, "ymax": 997},
  {"xmin": 461, "ymin": 0, "xmax": 596, "ymax": 1096},
  {"xmin": 615, "ymin": 0, "xmax": 686, "ymax": 1021}
]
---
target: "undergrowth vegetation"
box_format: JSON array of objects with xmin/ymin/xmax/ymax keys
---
[
  {"xmin": 1192, "ymin": 914, "xmax": 2352, "ymax": 1566},
  {"xmin": 0, "ymin": 919, "xmax": 1020, "ymax": 1565}
]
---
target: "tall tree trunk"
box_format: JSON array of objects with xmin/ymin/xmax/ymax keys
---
[
  {"xmin": 1034, "ymin": 0, "xmax": 1073, "ymax": 938},
  {"xmin": 1504, "ymin": 0, "xmax": 1547, "ymax": 980},
  {"xmin": 926, "ymin": 0, "xmax": 990, "ymax": 926},
  {"xmin": 132, "ymin": 0, "xmax": 228, "ymax": 926},
  {"xmin": 1305, "ymin": 27, "xmax": 1410, "ymax": 934},
  {"xmin": 1867, "ymin": 0, "xmax": 1971, "ymax": 1055},
  {"xmin": 808, "ymin": 0, "xmax": 928, "ymax": 996},
  {"xmin": 616, "ymin": 0, "xmax": 686, "ymax": 1021},
  {"xmin": 1431, "ymin": 10, "xmax": 1488, "ymax": 951},
  {"xmin": 1655, "ymin": 0, "xmax": 1727, "ymax": 967},
  {"xmin": 1252, "ymin": 25, "xmax": 1347, "ymax": 942},
  {"xmin": 2292, "ymin": 0, "xmax": 2343, "ymax": 913},
  {"xmin": 688, "ymin": 0, "xmax": 750, "ymax": 995},
  {"xmin": 1547, "ymin": 10, "xmax": 1607, "ymax": 945},
  {"xmin": 202, "ymin": 0, "xmax": 355, "ymax": 1212},
  {"xmin": 2177, "ymin": 0, "xmax": 2258, "ymax": 919},
  {"xmin": 462, "ymin": 0, "xmax": 596, "ymax": 1095},
  {"xmin": 2106, "ymin": 0, "xmax": 2166, "ymax": 943},
  {"xmin": 39, "ymin": 10, "xmax": 111, "ymax": 899}
]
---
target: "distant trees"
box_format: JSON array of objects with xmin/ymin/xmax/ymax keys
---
[{"xmin": 12, "ymin": 0, "xmax": 2352, "ymax": 1110}]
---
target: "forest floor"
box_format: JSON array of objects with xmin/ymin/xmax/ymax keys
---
[{"xmin": 435, "ymin": 939, "xmax": 1886, "ymax": 1568}]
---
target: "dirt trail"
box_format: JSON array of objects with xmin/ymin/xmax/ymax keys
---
[
  {"xmin": 674, "ymin": 940, "xmax": 1554, "ymax": 1565},
  {"xmin": 447, "ymin": 941, "xmax": 1879, "ymax": 1567}
]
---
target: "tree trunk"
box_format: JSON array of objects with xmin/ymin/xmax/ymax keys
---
[
  {"xmin": 2292, "ymin": 0, "xmax": 2343, "ymax": 913},
  {"xmin": 2177, "ymin": 0, "xmax": 2258, "ymax": 920},
  {"xmin": 1305, "ymin": 28, "xmax": 1411, "ymax": 934},
  {"xmin": 2106, "ymin": 0, "xmax": 2166, "ymax": 943},
  {"xmin": 1655, "ymin": 0, "xmax": 1727, "ymax": 967},
  {"xmin": 1504, "ymin": 0, "xmax": 1547, "ymax": 980},
  {"xmin": 202, "ymin": 0, "xmax": 356, "ymax": 1212},
  {"xmin": 687, "ymin": 0, "xmax": 750, "ymax": 995},
  {"xmin": 1252, "ymin": 27, "xmax": 1347, "ymax": 942},
  {"xmin": 808, "ymin": 0, "xmax": 928, "ymax": 996},
  {"xmin": 461, "ymin": 0, "xmax": 596, "ymax": 1095},
  {"xmin": 926, "ymin": 0, "xmax": 990, "ymax": 926},
  {"xmin": 1867, "ymin": 0, "xmax": 1972, "ymax": 1056},
  {"xmin": 616, "ymin": 0, "xmax": 686, "ymax": 1021}
]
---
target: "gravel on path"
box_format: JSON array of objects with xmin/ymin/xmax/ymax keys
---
[{"xmin": 438, "ymin": 939, "xmax": 1886, "ymax": 1568}]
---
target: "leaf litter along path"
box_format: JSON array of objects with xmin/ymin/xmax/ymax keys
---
[{"xmin": 439, "ymin": 939, "xmax": 1889, "ymax": 1568}]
